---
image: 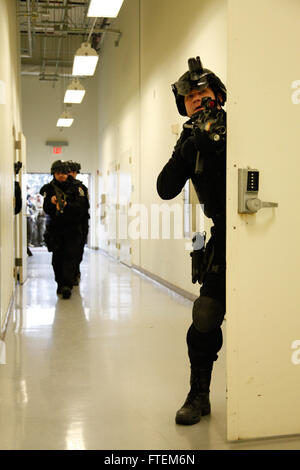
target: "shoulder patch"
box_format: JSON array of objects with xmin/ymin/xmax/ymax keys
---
[{"xmin": 78, "ymin": 187, "xmax": 85, "ymax": 196}]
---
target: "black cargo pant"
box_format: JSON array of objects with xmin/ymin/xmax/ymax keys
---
[
  {"xmin": 75, "ymin": 228, "xmax": 87, "ymax": 277},
  {"xmin": 51, "ymin": 230, "xmax": 82, "ymax": 288},
  {"xmin": 187, "ymin": 267, "xmax": 226, "ymax": 369}
]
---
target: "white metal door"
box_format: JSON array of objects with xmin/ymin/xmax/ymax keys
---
[
  {"xmin": 17, "ymin": 132, "xmax": 27, "ymax": 285},
  {"xmin": 227, "ymin": 0, "xmax": 300, "ymax": 440},
  {"xmin": 118, "ymin": 151, "xmax": 132, "ymax": 267},
  {"xmin": 107, "ymin": 161, "xmax": 119, "ymax": 259}
]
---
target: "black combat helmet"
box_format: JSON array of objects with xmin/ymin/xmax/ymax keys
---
[
  {"xmin": 51, "ymin": 160, "xmax": 70, "ymax": 175},
  {"xmin": 67, "ymin": 160, "xmax": 81, "ymax": 173},
  {"xmin": 172, "ymin": 56, "xmax": 227, "ymax": 116}
]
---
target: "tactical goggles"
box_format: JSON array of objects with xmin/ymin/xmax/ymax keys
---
[
  {"xmin": 174, "ymin": 71, "xmax": 211, "ymax": 96},
  {"xmin": 53, "ymin": 165, "xmax": 69, "ymax": 174}
]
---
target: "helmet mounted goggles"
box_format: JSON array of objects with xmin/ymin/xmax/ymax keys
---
[
  {"xmin": 51, "ymin": 160, "xmax": 70, "ymax": 175},
  {"xmin": 67, "ymin": 161, "xmax": 81, "ymax": 173},
  {"xmin": 172, "ymin": 56, "xmax": 226, "ymax": 116}
]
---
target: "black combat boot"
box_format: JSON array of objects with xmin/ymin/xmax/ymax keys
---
[
  {"xmin": 56, "ymin": 285, "xmax": 62, "ymax": 295},
  {"xmin": 72, "ymin": 273, "xmax": 80, "ymax": 286},
  {"xmin": 61, "ymin": 286, "xmax": 72, "ymax": 299},
  {"xmin": 175, "ymin": 366, "xmax": 212, "ymax": 425}
]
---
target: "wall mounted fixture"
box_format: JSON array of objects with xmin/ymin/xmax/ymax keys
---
[
  {"xmin": 64, "ymin": 78, "xmax": 86, "ymax": 103},
  {"xmin": 56, "ymin": 110, "xmax": 74, "ymax": 128},
  {"xmin": 72, "ymin": 42, "xmax": 99, "ymax": 76},
  {"xmin": 87, "ymin": 0, "xmax": 124, "ymax": 18}
]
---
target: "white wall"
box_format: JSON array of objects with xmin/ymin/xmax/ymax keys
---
[
  {"xmin": 0, "ymin": 0, "xmax": 22, "ymax": 331},
  {"xmin": 96, "ymin": 0, "xmax": 227, "ymax": 295},
  {"xmin": 226, "ymin": 0, "xmax": 300, "ymax": 440},
  {"xmin": 21, "ymin": 75, "xmax": 98, "ymax": 174},
  {"xmin": 95, "ymin": 0, "xmax": 140, "ymax": 257}
]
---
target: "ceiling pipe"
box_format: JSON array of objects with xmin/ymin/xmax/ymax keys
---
[
  {"xmin": 87, "ymin": 17, "xmax": 97, "ymax": 42},
  {"xmin": 21, "ymin": 0, "xmax": 33, "ymax": 58},
  {"xmin": 54, "ymin": 0, "xmax": 69, "ymax": 76},
  {"xmin": 19, "ymin": 0, "xmax": 86, "ymax": 6},
  {"xmin": 21, "ymin": 70, "xmax": 75, "ymax": 79},
  {"xmin": 41, "ymin": 0, "xmax": 49, "ymax": 78},
  {"xmin": 20, "ymin": 27, "xmax": 121, "ymax": 36}
]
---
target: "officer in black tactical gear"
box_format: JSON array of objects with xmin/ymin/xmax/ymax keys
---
[
  {"xmin": 41, "ymin": 160, "xmax": 88, "ymax": 299},
  {"xmin": 14, "ymin": 161, "xmax": 22, "ymax": 215},
  {"xmin": 157, "ymin": 57, "xmax": 226, "ymax": 425},
  {"xmin": 66, "ymin": 160, "xmax": 90, "ymax": 285}
]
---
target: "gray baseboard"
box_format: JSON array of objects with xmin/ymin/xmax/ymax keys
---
[{"xmin": 132, "ymin": 264, "xmax": 197, "ymax": 302}]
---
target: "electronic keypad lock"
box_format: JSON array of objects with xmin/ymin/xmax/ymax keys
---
[{"xmin": 238, "ymin": 168, "xmax": 278, "ymax": 214}]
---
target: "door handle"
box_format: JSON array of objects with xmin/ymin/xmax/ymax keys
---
[
  {"xmin": 246, "ymin": 198, "xmax": 278, "ymax": 213},
  {"xmin": 238, "ymin": 168, "xmax": 279, "ymax": 214}
]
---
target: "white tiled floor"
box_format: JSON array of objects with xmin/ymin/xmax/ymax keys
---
[{"xmin": 0, "ymin": 248, "xmax": 300, "ymax": 450}]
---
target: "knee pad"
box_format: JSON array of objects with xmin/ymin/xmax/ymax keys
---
[
  {"xmin": 192, "ymin": 296, "xmax": 225, "ymax": 333},
  {"xmin": 186, "ymin": 323, "xmax": 223, "ymax": 364}
]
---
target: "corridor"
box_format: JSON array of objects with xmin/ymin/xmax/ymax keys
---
[
  {"xmin": 1, "ymin": 0, "xmax": 300, "ymax": 451},
  {"xmin": 0, "ymin": 248, "xmax": 228, "ymax": 450},
  {"xmin": 1, "ymin": 249, "xmax": 300, "ymax": 450}
]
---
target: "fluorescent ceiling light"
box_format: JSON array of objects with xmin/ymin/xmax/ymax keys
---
[
  {"xmin": 87, "ymin": 0, "xmax": 124, "ymax": 18},
  {"xmin": 72, "ymin": 42, "xmax": 99, "ymax": 76},
  {"xmin": 64, "ymin": 79, "xmax": 86, "ymax": 103},
  {"xmin": 56, "ymin": 111, "xmax": 74, "ymax": 128}
]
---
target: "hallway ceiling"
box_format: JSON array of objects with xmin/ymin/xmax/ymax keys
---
[{"xmin": 18, "ymin": 0, "xmax": 119, "ymax": 81}]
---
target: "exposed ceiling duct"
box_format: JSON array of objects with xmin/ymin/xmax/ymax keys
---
[{"xmin": 18, "ymin": 0, "xmax": 122, "ymax": 81}]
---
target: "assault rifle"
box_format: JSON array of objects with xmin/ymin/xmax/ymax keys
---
[
  {"xmin": 184, "ymin": 96, "xmax": 226, "ymax": 174},
  {"xmin": 51, "ymin": 182, "xmax": 67, "ymax": 215}
]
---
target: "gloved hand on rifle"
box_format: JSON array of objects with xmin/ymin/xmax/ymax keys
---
[
  {"xmin": 51, "ymin": 195, "xmax": 67, "ymax": 212},
  {"xmin": 191, "ymin": 97, "xmax": 226, "ymax": 150}
]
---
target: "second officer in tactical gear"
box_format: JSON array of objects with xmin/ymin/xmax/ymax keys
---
[
  {"xmin": 41, "ymin": 160, "xmax": 88, "ymax": 299},
  {"xmin": 157, "ymin": 56, "xmax": 226, "ymax": 425},
  {"xmin": 67, "ymin": 160, "xmax": 90, "ymax": 285}
]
